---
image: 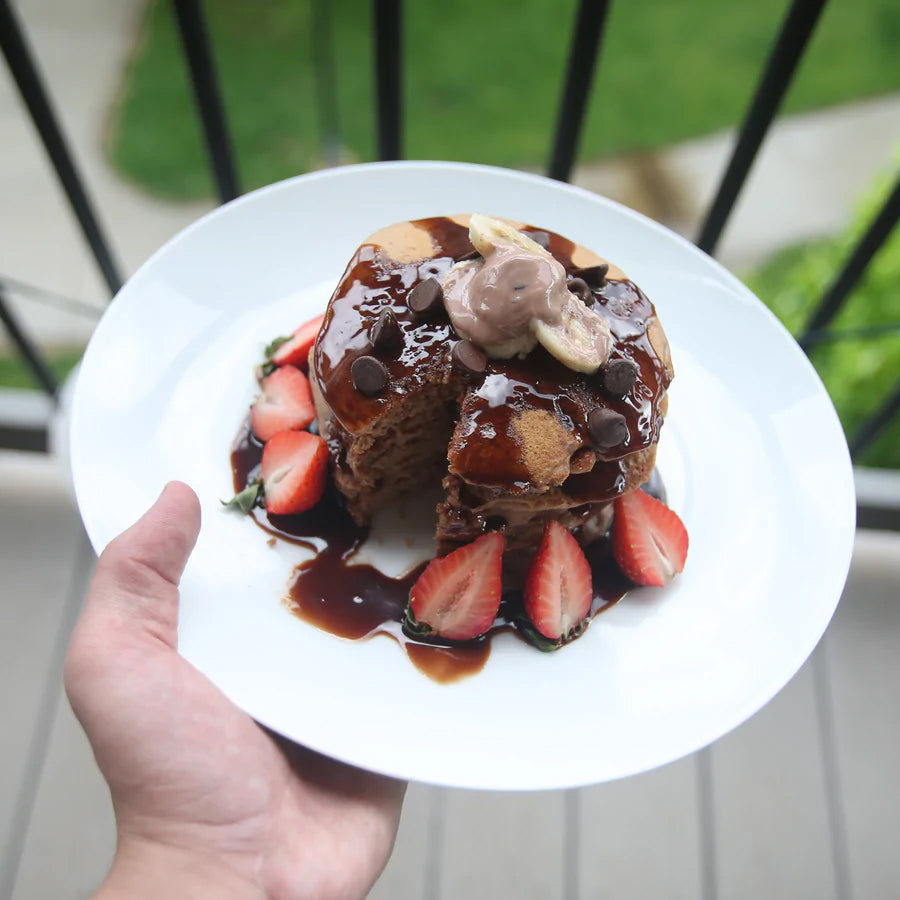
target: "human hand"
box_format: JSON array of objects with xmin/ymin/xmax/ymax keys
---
[{"xmin": 65, "ymin": 482, "xmax": 405, "ymax": 899}]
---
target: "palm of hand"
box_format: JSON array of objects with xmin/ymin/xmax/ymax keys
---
[{"xmin": 66, "ymin": 484, "xmax": 404, "ymax": 899}]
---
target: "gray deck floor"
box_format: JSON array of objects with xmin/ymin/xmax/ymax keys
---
[{"xmin": 1, "ymin": 449, "xmax": 898, "ymax": 900}]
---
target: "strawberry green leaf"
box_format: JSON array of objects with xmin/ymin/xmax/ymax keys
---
[
  {"xmin": 264, "ymin": 335, "xmax": 290, "ymax": 359},
  {"xmin": 220, "ymin": 481, "xmax": 261, "ymax": 514},
  {"xmin": 403, "ymin": 604, "xmax": 433, "ymax": 639},
  {"xmin": 513, "ymin": 615, "xmax": 563, "ymax": 652}
]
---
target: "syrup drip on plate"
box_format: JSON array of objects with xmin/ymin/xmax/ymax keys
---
[{"xmin": 231, "ymin": 418, "xmax": 632, "ymax": 684}]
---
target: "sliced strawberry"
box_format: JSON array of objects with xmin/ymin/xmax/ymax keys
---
[
  {"xmin": 611, "ymin": 489, "xmax": 689, "ymax": 587},
  {"xmin": 260, "ymin": 431, "xmax": 329, "ymax": 515},
  {"xmin": 251, "ymin": 365, "xmax": 315, "ymax": 442},
  {"xmin": 523, "ymin": 521, "xmax": 593, "ymax": 644},
  {"xmin": 270, "ymin": 313, "xmax": 326, "ymax": 371},
  {"xmin": 406, "ymin": 533, "xmax": 505, "ymax": 642}
]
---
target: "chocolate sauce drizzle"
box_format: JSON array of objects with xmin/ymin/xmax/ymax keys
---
[
  {"xmin": 231, "ymin": 420, "xmax": 632, "ymax": 684},
  {"xmin": 314, "ymin": 216, "xmax": 671, "ymax": 500}
]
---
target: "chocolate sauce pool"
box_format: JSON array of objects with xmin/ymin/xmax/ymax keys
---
[{"xmin": 231, "ymin": 418, "xmax": 632, "ymax": 683}]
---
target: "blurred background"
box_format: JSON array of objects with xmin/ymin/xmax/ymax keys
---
[{"xmin": 1, "ymin": 0, "xmax": 899, "ymax": 898}]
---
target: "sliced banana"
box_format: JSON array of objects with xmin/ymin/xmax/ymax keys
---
[
  {"xmin": 482, "ymin": 332, "xmax": 538, "ymax": 359},
  {"xmin": 532, "ymin": 296, "xmax": 612, "ymax": 373},
  {"xmin": 469, "ymin": 213, "xmax": 549, "ymax": 258},
  {"xmin": 453, "ymin": 213, "xmax": 613, "ymax": 372}
]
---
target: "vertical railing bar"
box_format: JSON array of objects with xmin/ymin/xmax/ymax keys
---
[
  {"xmin": 0, "ymin": 288, "xmax": 59, "ymax": 398},
  {"xmin": 799, "ymin": 172, "xmax": 900, "ymax": 349},
  {"xmin": 372, "ymin": 0, "xmax": 402, "ymax": 161},
  {"xmin": 311, "ymin": 0, "xmax": 341, "ymax": 167},
  {"xmin": 547, "ymin": 0, "xmax": 610, "ymax": 184},
  {"xmin": 172, "ymin": 0, "xmax": 241, "ymax": 203},
  {"xmin": 696, "ymin": 0, "xmax": 828, "ymax": 256},
  {"xmin": 849, "ymin": 380, "xmax": 900, "ymax": 460},
  {"xmin": 0, "ymin": 0, "xmax": 123, "ymax": 296}
]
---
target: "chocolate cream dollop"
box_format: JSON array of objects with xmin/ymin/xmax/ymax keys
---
[{"xmin": 442, "ymin": 214, "xmax": 613, "ymax": 373}]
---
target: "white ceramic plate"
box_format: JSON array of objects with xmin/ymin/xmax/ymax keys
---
[{"xmin": 71, "ymin": 162, "xmax": 855, "ymax": 791}]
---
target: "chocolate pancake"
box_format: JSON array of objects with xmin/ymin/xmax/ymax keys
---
[{"xmin": 310, "ymin": 214, "xmax": 673, "ymax": 563}]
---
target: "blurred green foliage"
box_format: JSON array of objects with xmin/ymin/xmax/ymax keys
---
[
  {"xmin": 0, "ymin": 348, "xmax": 83, "ymax": 390},
  {"xmin": 746, "ymin": 171, "xmax": 900, "ymax": 469}
]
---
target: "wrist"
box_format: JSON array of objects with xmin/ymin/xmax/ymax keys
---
[{"xmin": 96, "ymin": 834, "xmax": 266, "ymax": 900}]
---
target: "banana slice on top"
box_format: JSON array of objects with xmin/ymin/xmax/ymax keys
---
[
  {"xmin": 443, "ymin": 215, "xmax": 613, "ymax": 373},
  {"xmin": 468, "ymin": 213, "xmax": 549, "ymax": 258}
]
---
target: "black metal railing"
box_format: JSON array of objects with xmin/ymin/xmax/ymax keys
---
[
  {"xmin": 1, "ymin": 0, "xmax": 898, "ymax": 487},
  {"xmin": 373, "ymin": 0, "xmax": 403, "ymax": 162},
  {"xmin": 547, "ymin": 0, "xmax": 610, "ymax": 183},
  {"xmin": 0, "ymin": 1, "xmax": 122, "ymax": 296},
  {"xmin": 695, "ymin": 0, "xmax": 828, "ymax": 257},
  {"xmin": 172, "ymin": 0, "xmax": 240, "ymax": 204}
]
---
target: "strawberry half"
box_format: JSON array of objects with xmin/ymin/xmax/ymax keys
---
[
  {"xmin": 406, "ymin": 533, "xmax": 505, "ymax": 642},
  {"xmin": 611, "ymin": 489, "xmax": 688, "ymax": 587},
  {"xmin": 270, "ymin": 313, "xmax": 326, "ymax": 371},
  {"xmin": 523, "ymin": 520, "xmax": 593, "ymax": 646},
  {"xmin": 251, "ymin": 365, "xmax": 315, "ymax": 442},
  {"xmin": 260, "ymin": 430, "xmax": 329, "ymax": 515}
]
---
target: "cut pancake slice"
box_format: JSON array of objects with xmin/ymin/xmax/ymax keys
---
[{"xmin": 309, "ymin": 214, "xmax": 673, "ymax": 563}]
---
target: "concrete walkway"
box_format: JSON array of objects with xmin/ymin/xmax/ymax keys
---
[{"xmin": 1, "ymin": 0, "xmax": 899, "ymax": 351}]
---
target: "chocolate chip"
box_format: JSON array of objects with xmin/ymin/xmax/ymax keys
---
[
  {"xmin": 572, "ymin": 263, "xmax": 608, "ymax": 288},
  {"xmin": 587, "ymin": 407, "xmax": 627, "ymax": 450},
  {"xmin": 370, "ymin": 308, "xmax": 402, "ymax": 354},
  {"xmin": 524, "ymin": 230, "xmax": 551, "ymax": 250},
  {"xmin": 407, "ymin": 277, "xmax": 444, "ymax": 318},
  {"xmin": 451, "ymin": 340, "xmax": 487, "ymax": 378},
  {"xmin": 602, "ymin": 359, "xmax": 637, "ymax": 397},
  {"xmin": 351, "ymin": 355, "xmax": 388, "ymax": 397},
  {"xmin": 458, "ymin": 248, "xmax": 480, "ymax": 261},
  {"xmin": 567, "ymin": 277, "xmax": 594, "ymax": 306}
]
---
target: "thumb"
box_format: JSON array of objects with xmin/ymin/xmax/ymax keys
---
[{"xmin": 79, "ymin": 481, "xmax": 201, "ymax": 650}]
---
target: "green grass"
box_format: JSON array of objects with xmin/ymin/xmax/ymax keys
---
[
  {"xmin": 0, "ymin": 348, "xmax": 83, "ymax": 391},
  {"xmin": 745, "ymin": 172, "xmax": 900, "ymax": 470},
  {"xmin": 109, "ymin": 0, "xmax": 900, "ymax": 200}
]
